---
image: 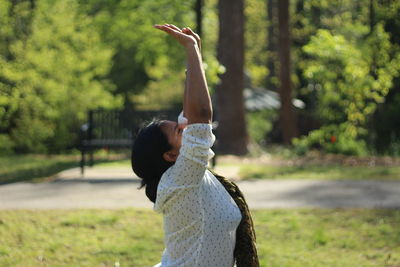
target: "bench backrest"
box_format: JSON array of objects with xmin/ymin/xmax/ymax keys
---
[{"xmin": 82, "ymin": 109, "xmax": 180, "ymax": 144}]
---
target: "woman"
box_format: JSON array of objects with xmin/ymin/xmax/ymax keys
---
[{"xmin": 131, "ymin": 24, "xmax": 259, "ymax": 267}]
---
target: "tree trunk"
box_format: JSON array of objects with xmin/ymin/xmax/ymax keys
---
[
  {"xmin": 266, "ymin": 0, "xmax": 277, "ymax": 91},
  {"xmin": 369, "ymin": 0, "xmax": 378, "ymax": 79},
  {"xmin": 194, "ymin": 0, "xmax": 203, "ymax": 38},
  {"xmin": 216, "ymin": 0, "xmax": 248, "ymax": 155},
  {"xmin": 369, "ymin": 0, "xmax": 375, "ymax": 33},
  {"xmin": 277, "ymin": 0, "xmax": 298, "ymax": 144}
]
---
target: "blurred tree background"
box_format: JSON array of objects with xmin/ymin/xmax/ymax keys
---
[{"xmin": 1, "ymin": 0, "xmax": 399, "ymax": 156}]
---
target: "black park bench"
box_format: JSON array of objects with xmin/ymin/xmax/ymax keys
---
[
  {"xmin": 79, "ymin": 109, "xmax": 218, "ymax": 174},
  {"xmin": 80, "ymin": 109, "xmax": 179, "ymax": 174}
]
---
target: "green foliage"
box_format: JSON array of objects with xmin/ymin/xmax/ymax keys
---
[
  {"xmin": 296, "ymin": 23, "xmax": 400, "ymax": 155},
  {"xmin": 1, "ymin": 0, "xmax": 400, "ymax": 155},
  {"xmin": 0, "ymin": 0, "xmax": 122, "ymax": 153},
  {"xmin": 80, "ymin": 0, "xmax": 200, "ymax": 109},
  {"xmin": 367, "ymin": 0, "xmax": 400, "ymax": 155},
  {"xmin": 293, "ymin": 124, "xmax": 368, "ymax": 156},
  {"xmin": 199, "ymin": 0, "xmax": 225, "ymax": 95},
  {"xmin": 245, "ymin": 0, "xmax": 268, "ymax": 88},
  {"xmin": 0, "ymin": 135, "xmax": 14, "ymax": 155},
  {"xmin": 79, "ymin": 0, "xmax": 224, "ymax": 109},
  {"xmin": 247, "ymin": 109, "xmax": 277, "ymax": 146},
  {"xmin": 0, "ymin": 0, "xmax": 223, "ymax": 153}
]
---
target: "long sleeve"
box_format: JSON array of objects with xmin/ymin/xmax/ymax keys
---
[{"xmin": 154, "ymin": 124, "xmax": 215, "ymax": 212}]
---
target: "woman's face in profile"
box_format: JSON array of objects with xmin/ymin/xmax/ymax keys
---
[{"xmin": 161, "ymin": 120, "xmax": 186, "ymax": 155}]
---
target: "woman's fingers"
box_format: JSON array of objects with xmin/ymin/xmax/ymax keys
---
[
  {"xmin": 154, "ymin": 24, "xmax": 180, "ymax": 36},
  {"xmin": 166, "ymin": 24, "xmax": 182, "ymax": 32},
  {"xmin": 183, "ymin": 27, "xmax": 201, "ymax": 50},
  {"xmin": 154, "ymin": 24, "xmax": 182, "ymax": 34},
  {"xmin": 185, "ymin": 27, "xmax": 200, "ymax": 40}
]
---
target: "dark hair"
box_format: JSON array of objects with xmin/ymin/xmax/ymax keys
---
[{"xmin": 131, "ymin": 120, "xmax": 174, "ymax": 203}]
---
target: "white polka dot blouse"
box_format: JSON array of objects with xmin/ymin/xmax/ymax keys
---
[{"xmin": 153, "ymin": 123, "xmax": 242, "ymax": 267}]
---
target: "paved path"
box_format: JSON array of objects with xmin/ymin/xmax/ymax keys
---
[{"xmin": 1, "ymin": 166, "xmax": 400, "ymax": 209}]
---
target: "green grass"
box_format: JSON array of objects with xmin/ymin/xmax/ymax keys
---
[
  {"xmin": 0, "ymin": 154, "xmax": 130, "ymax": 184},
  {"xmin": 0, "ymin": 155, "xmax": 80, "ymax": 184},
  {"xmin": 0, "ymin": 209, "xmax": 399, "ymax": 266},
  {"xmin": 254, "ymin": 209, "xmax": 400, "ymax": 266},
  {"xmin": 96, "ymin": 159, "xmax": 131, "ymax": 167},
  {"xmin": 238, "ymin": 164, "xmax": 400, "ymax": 180}
]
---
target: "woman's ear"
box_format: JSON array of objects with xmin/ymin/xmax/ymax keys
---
[{"xmin": 163, "ymin": 151, "xmax": 178, "ymax": 162}]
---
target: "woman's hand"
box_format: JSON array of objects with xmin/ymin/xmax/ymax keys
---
[
  {"xmin": 155, "ymin": 23, "xmax": 211, "ymax": 124},
  {"xmin": 182, "ymin": 26, "xmax": 201, "ymax": 51},
  {"xmin": 154, "ymin": 24, "xmax": 201, "ymax": 50}
]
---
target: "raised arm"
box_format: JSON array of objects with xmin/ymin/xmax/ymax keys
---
[{"xmin": 154, "ymin": 24, "xmax": 212, "ymax": 124}]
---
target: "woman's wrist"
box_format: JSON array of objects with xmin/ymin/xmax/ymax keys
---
[{"xmin": 185, "ymin": 42, "xmax": 200, "ymax": 53}]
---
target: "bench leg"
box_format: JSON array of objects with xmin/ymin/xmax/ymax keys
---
[
  {"xmin": 89, "ymin": 151, "xmax": 94, "ymax": 167},
  {"xmin": 80, "ymin": 148, "xmax": 85, "ymax": 175}
]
